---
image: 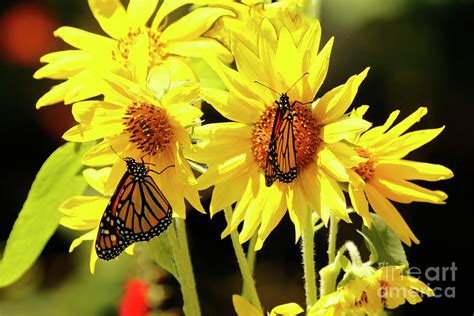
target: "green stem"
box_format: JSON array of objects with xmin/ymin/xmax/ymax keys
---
[
  {"xmin": 344, "ymin": 241, "xmax": 363, "ymax": 266},
  {"xmin": 223, "ymin": 206, "xmax": 263, "ymax": 313},
  {"xmin": 169, "ymin": 219, "xmax": 202, "ymax": 316},
  {"xmin": 302, "ymin": 209, "xmax": 317, "ymax": 309},
  {"xmin": 246, "ymin": 232, "xmax": 258, "ymax": 277},
  {"xmin": 242, "ymin": 232, "xmax": 258, "ymax": 298},
  {"xmin": 305, "ymin": 0, "xmax": 321, "ymax": 19},
  {"xmin": 327, "ymin": 216, "xmax": 339, "ymax": 264}
]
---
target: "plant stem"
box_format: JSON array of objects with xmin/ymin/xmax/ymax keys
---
[
  {"xmin": 302, "ymin": 209, "xmax": 317, "ymax": 309},
  {"xmin": 169, "ymin": 219, "xmax": 202, "ymax": 316},
  {"xmin": 223, "ymin": 206, "xmax": 263, "ymax": 312},
  {"xmin": 305, "ymin": 0, "xmax": 321, "ymax": 19},
  {"xmin": 327, "ymin": 216, "xmax": 339, "ymax": 264},
  {"xmin": 242, "ymin": 232, "xmax": 258, "ymax": 298}
]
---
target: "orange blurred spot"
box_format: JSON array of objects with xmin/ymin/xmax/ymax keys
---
[{"xmin": 0, "ymin": 3, "xmax": 58, "ymax": 67}]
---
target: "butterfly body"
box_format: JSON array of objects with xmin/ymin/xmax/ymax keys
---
[
  {"xmin": 265, "ymin": 92, "xmax": 298, "ymax": 187},
  {"xmin": 96, "ymin": 157, "xmax": 172, "ymax": 261}
]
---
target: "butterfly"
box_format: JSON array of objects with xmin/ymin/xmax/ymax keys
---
[
  {"xmin": 95, "ymin": 157, "xmax": 173, "ymax": 260},
  {"xmin": 256, "ymin": 73, "xmax": 309, "ymax": 187}
]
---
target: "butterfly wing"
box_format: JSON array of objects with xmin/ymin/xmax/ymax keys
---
[
  {"xmin": 115, "ymin": 175, "xmax": 172, "ymax": 242},
  {"xmin": 265, "ymin": 103, "xmax": 297, "ymax": 187},
  {"xmin": 274, "ymin": 105, "xmax": 297, "ymax": 183},
  {"xmin": 95, "ymin": 173, "xmax": 134, "ymax": 260},
  {"xmin": 265, "ymin": 105, "xmax": 284, "ymax": 187}
]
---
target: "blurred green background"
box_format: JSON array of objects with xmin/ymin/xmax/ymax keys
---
[{"xmin": 0, "ymin": 0, "xmax": 471, "ymax": 314}]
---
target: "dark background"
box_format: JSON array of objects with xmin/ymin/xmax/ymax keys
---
[{"xmin": 0, "ymin": 0, "xmax": 471, "ymax": 314}]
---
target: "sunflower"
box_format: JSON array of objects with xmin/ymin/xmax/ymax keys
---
[
  {"xmin": 309, "ymin": 266, "xmax": 434, "ymax": 315},
  {"xmin": 34, "ymin": 0, "xmax": 233, "ymax": 107},
  {"xmin": 205, "ymin": 0, "xmax": 310, "ymax": 52},
  {"xmin": 347, "ymin": 106, "xmax": 453, "ymax": 245},
  {"xmin": 63, "ymin": 67, "xmax": 204, "ymax": 219},
  {"xmin": 188, "ymin": 19, "xmax": 371, "ymax": 249}
]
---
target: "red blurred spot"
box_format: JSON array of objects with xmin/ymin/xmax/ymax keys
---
[
  {"xmin": 119, "ymin": 279, "xmax": 151, "ymax": 316},
  {"xmin": 0, "ymin": 3, "xmax": 58, "ymax": 67}
]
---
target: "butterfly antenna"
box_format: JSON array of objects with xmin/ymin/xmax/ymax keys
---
[
  {"xmin": 110, "ymin": 146, "xmax": 125, "ymax": 161},
  {"xmin": 285, "ymin": 72, "xmax": 309, "ymax": 94},
  {"xmin": 254, "ymin": 81, "xmax": 280, "ymax": 95},
  {"xmin": 150, "ymin": 164, "xmax": 175, "ymax": 175}
]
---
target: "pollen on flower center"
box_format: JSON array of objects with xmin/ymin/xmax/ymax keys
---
[
  {"xmin": 353, "ymin": 148, "xmax": 377, "ymax": 182},
  {"xmin": 123, "ymin": 101, "xmax": 173, "ymax": 156},
  {"xmin": 112, "ymin": 28, "xmax": 167, "ymax": 70},
  {"xmin": 252, "ymin": 102, "xmax": 322, "ymax": 173}
]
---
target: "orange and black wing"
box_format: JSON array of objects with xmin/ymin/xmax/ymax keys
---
[
  {"xmin": 95, "ymin": 173, "xmax": 134, "ymax": 260},
  {"xmin": 115, "ymin": 175, "xmax": 172, "ymax": 242},
  {"xmin": 265, "ymin": 105, "xmax": 297, "ymax": 186}
]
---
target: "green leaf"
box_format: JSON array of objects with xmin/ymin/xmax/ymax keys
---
[
  {"xmin": 357, "ymin": 229, "xmax": 379, "ymax": 264},
  {"xmin": 361, "ymin": 213, "xmax": 408, "ymax": 267},
  {"xmin": 0, "ymin": 142, "xmax": 92, "ymax": 287},
  {"xmin": 148, "ymin": 231, "xmax": 179, "ymax": 281},
  {"xmin": 189, "ymin": 58, "xmax": 226, "ymax": 90}
]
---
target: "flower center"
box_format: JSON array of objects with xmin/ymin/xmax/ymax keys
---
[
  {"xmin": 252, "ymin": 102, "xmax": 322, "ymax": 173},
  {"xmin": 123, "ymin": 101, "xmax": 173, "ymax": 156},
  {"xmin": 112, "ymin": 28, "xmax": 167, "ymax": 71},
  {"xmin": 352, "ymin": 148, "xmax": 377, "ymax": 182}
]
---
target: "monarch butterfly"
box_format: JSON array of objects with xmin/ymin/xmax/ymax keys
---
[
  {"xmin": 95, "ymin": 157, "xmax": 173, "ymax": 260},
  {"xmin": 256, "ymin": 73, "xmax": 309, "ymax": 187}
]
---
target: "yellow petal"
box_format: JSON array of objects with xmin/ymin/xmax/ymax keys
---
[
  {"xmin": 373, "ymin": 127, "xmax": 445, "ymax": 159},
  {"xmin": 203, "ymin": 58, "xmax": 264, "ymax": 103},
  {"xmin": 233, "ymin": 295, "xmax": 262, "ymax": 316},
  {"xmin": 34, "ymin": 50, "xmax": 92, "ymax": 80},
  {"xmin": 82, "ymin": 134, "xmax": 129, "ymax": 166},
  {"xmin": 376, "ymin": 107, "xmax": 428, "ymax": 145},
  {"xmin": 210, "ymin": 177, "xmax": 248, "ymax": 217},
  {"xmin": 197, "ymin": 152, "xmax": 253, "ymax": 189},
  {"xmin": 319, "ymin": 171, "xmax": 351, "ymax": 223},
  {"xmin": 89, "ymin": 241, "xmax": 99, "ymax": 274},
  {"xmin": 54, "ymin": 26, "xmax": 115, "ymax": 53},
  {"xmin": 63, "ymin": 122, "xmax": 124, "ymax": 142},
  {"xmin": 286, "ymin": 186, "xmax": 308, "ymax": 242},
  {"xmin": 372, "ymin": 177, "xmax": 448, "ymax": 204},
  {"xmin": 126, "ymin": 0, "xmax": 158, "ymax": 28},
  {"xmin": 270, "ymin": 302, "xmax": 304, "ymax": 316},
  {"xmin": 88, "ymin": 0, "xmax": 128, "ymax": 39},
  {"xmin": 161, "ymin": 7, "xmax": 234, "ymax": 42},
  {"xmin": 71, "ymin": 100, "xmax": 124, "ymax": 124},
  {"xmin": 36, "ymin": 81, "xmax": 70, "ymax": 108},
  {"xmin": 82, "ymin": 167, "xmax": 112, "ymax": 195},
  {"xmin": 60, "ymin": 196, "xmax": 106, "ymax": 229},
  {"xmin": 163, "ymin": 82, "xmax": 201, "ymax": 107},
  {"xmin": 275, "ymin": 27, "xmax": 302, "ymax": 98},
  {"xmin": 364, "ymin": 183, "xmax": 419, "ymax": 245},
  {"xmin": 321, "ymin": 117, "xmax": 371, "ymax": 143},
  {"xmin": 318, "ymin": 146, "xmax": 350, "ymax": 182},
  {"xmin": 127, "ymin": 31, "xmax": 149, "ymax": 84},
  {"xmin": 358, "ymin": 109, "xmax": 400, "ymax": 146},
  {"xmin": 314, "ymin": 68, "xmax": 369, "ymax": 124},
  {"xmin": 257, "ymin": 186, "xmax": 286, "ymax": 246},
  {"xmin": 377, "ymin": 159, "xmax": 453, "ymax": 181},
  {"xmin": 152, "ymin": 0, "xmax": 215, "ymax": 29},
  {"xmin": 305, "ymin": 37, "xmax": 333, "ymax": 102},
  {"xmin": 188, "ymin": 123, "xmax": 253, "ymax": 164},
  {"xmin": 200, "ymin": 88, "xmax": 262, "ymax": 124},
  {"xmin": 167, "ymin": 103, "xmax": 202, "ymax": 127},
  {"xmin": 348, "ymin": 183, "xmax": 370, "ymax": 228},
  {"xmin": 165, "ymin": 38, "xmax": 232, "ymax": 63},
  {"xmin": 69, "ymin": 229, "xmax": 97, "ymax": 253},
  {"xmin": 326, "ymin": 142, "xmax": 366, "ymax": 168}
]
